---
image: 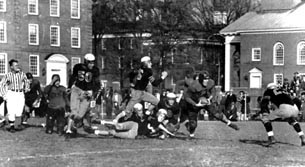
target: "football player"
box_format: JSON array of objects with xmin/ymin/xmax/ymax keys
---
[
  {"xmin": 66, "ymin": 53, "xmax": 100, "ymax": 137},
  {"xmin": 261, "ymin": 83, "xmax": 305, "ymax": 146},
  {"xmin": 181, "ymin": 72, "xmax": 239, "ymax": 138}
]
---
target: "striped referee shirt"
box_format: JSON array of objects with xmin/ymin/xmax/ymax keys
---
[{"xmin": 0, "ymin": 71, "xmax": 29, "ymax": 93}]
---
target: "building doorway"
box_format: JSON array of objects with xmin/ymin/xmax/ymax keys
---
[{"xmin": 45, "ymin": 54, "xmax": 69, "ymax": 87}]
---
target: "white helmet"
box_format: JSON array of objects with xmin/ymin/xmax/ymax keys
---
[
  {"xmin": 166, "ymin": 92, "xmax": 176, "ymax": 99},
  {"xmin": 84, "ymin": 53, "xmax": 95, "ymax": 61},
  {"xmin": 267, "ymin": 83, "xmax": 277, "ymax": 89},
  {"xmin": 157, "ymin": 108, "xmax": 167, "ymax": 116},
  {"xmin": 140, "ymin": 56, "xmax": 151, "ymax": 62},
  {"xmin": 134, "ymin": 103, "xmax": 143, "ymax": 110}
]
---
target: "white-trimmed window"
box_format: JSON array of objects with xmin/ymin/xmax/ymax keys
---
[
  {"xmin": 28, "ymin": 0, "xmax": 38, "ymax": 15},
  {"xmin": 297, "ymin": 41, "xmax": 305, "ymax": 65},
  {"xmin": 29, "ymin": 55, "xmax": 39, "ymax": 76},
  {"xmin": 0, "ymin": 21, "xmax": 6, "ymax": 43},
  {"xmin": 0, "ymin": 0, "xmax": 6, "ymax": 12},
  {"xmin": 252, "ymin": 48, "xmax": 261, "ymax": 61},
  {"xmin": 50, "ymin": 0, "xmax": 60, "ymax": 17},
  {"xmin": 50, "ymin": 25, "xmax": 60, "ymax": 46},
  {"xmin": 71, "ymin": 57, "xmax": 81, "ymax": 71},
  {"xmin": 273, "ymin": 42, "xmax": 284, "ymax": 65},
  {"xmin": 71, "ymin": 27, "xmax": 80, "ymax": 48},
  {"xmin": 71, "ymin": 0, "xmax": 80, "ymax": 19},
  {"xmin": 101, "ymin": 39, "xmax": 106, "ymax": 50},
  {"xmin": 0, "ymin": 53, "xmax": 7, "ymax": 75},
  {"xmin": 274, "ymin": 73, "xmax": 283, "ymax": 86},
  {"xmin": 29, "ymin": 24, "xmax": 39, "ymax": 45}
]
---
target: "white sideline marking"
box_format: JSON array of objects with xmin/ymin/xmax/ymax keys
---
[{"xmin": 1, "ymin": 146, "xmax": 237, "ymax": 162}]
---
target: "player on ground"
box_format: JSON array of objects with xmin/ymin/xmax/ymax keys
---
[
  {"xmin": 95, "ymin": 103, "xmax": 174, "ymax": 139},
  {"xmin": 261, "ymin": 83, "xmax": 305, "ymax": 146}
]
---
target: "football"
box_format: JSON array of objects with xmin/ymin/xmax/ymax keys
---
[{"xmin": 199, "ymin": 97, "xmax": 209, "ymax": 105}]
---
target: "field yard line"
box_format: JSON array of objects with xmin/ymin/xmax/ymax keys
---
[{"xmin": 1, "ymin": 145, "xmax": 239, "ymax": 162}]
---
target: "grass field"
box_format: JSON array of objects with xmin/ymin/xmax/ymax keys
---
[{"xmin": 1, "ymin": 118, "xmax": 305, "ymax": 167}]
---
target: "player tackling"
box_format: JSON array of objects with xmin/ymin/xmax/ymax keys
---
[{"xmin": 261, "ymin": 83, "xmax": 305, "ymax": 146}]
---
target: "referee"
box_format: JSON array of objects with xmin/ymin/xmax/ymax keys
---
[{"xmin": 0, "ymin": 59, "xmax": 29, "ymax": 132}]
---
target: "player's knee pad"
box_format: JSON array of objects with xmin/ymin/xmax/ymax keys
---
[{"xmin": 189, "ymin": 120, "xmax": 197, "ymax": 129}]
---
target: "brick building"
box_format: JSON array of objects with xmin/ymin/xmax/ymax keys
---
[
  {"xmin": 220, "ymin": 0, "xmax": 305, "ymax": 92},
  {"xmin": 0, "ymin": 0, "xmax": 92, "ymax": 86},
  {"xmin": 220, "ymin": 0, "xmax": 305, "ymax": 110}
]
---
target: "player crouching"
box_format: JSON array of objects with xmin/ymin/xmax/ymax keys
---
[{"xmin": 261, "ymin": 83, "xmax": 305, "ymax": 146}]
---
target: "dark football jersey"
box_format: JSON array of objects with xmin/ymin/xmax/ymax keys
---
[
  {"xmin": 263, "ymin": 88, "xmax": 294, "ymax": 107},
  {"xmin": 68, "ymin": 63, "xmax": 100, "ymax": 91},
  {"xmin": 158, "ymin": 100, "xmax": 180, "ymax": 116},
  {"xmin": 129, "ymin": 67, "xmax": 163, "ymax": 91},
  {"xmin": 127, "ymin": 113, "xmax": 150, "ymax": 136}
]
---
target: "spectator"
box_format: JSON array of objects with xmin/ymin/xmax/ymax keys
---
[
  {"xmin": 44, "ymin": 74, "xmax": 69, "ymax": 135},
  {"xmin": 300, "ymin": 92, "xmax": 305, "ymax": 122},
  {"xmin": 112, "ymin": 90, "xmax": 122, "ymax": 115},
  {"xmin": 291, "ymin": 72, "xmax": 301, "ymax": 95},
  {"xmin": 282, "ymin": 78, "xmax": 290, "ymax": 93},
  {"xmin": 105, "ymin": 87, "xmax": 113, "ymax": 119},
  {"xmin": 238, "ymin": 91, "xmax": 251, "ymax": 121},
  {"xmin": 299, "ymin": 76, "xmax": 305, "ymax": 93}
]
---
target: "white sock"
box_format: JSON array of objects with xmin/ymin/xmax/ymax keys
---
[
  {"xmin": 267, "ymin": 131, "xmax": 274, "ymax": 137},
  {"xmin": 298, "ymin": 131, "xmax": 304, "ymax": 136}
]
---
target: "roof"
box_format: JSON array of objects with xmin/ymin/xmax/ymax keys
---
[{"xmin": 220, "ymin": 2, "xmax": 305, "ymax": 35}]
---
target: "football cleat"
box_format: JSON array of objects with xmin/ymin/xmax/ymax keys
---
[
  {"xmin": 6, "ymin": 126, "xmax": 16, "ymax": 133},
  {"xmin": 228, "ymin": 123, "xmax": 239, "ymax": 131},
  {"xmin": 268, "ymin": 136, "xmax": 276, "ymax": 145}
]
